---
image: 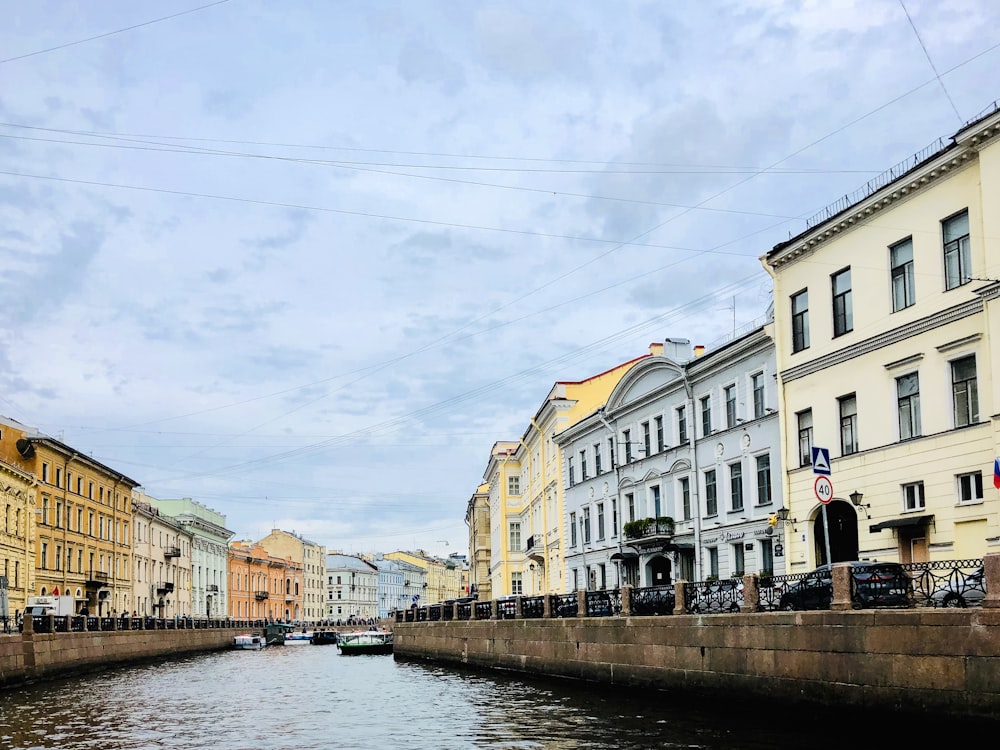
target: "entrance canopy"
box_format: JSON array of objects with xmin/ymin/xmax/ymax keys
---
[{"xmin": 869, "ymin": 515, "xmax": 934, "ymax": 533}]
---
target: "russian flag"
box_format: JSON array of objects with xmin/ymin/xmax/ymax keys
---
[{"xmin": 995, "ymin": 457, "xmax": 1000, "ymax": 490}]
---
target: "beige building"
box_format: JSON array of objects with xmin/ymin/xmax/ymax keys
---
[
  {"xmin": 465, "ymin": 482, "xmax": 491, "ymax": 601},
  {"xmin": 0, "ymin": 459, "xmax": 37, "ymax": 618},
  {"xmin": 132, "ymin": 492, "xmax": 194, "ymax": 618},
  {"xmin": 762, "ymin": 105, "xmax": 1000, "ymax": 569},
  {"xmin": 385, "ymin": 550, "xmax": 462, "ymax": 604},
  {"xmin": 257, "ymin": 529, "xmax": 326, "ymax": 623}
]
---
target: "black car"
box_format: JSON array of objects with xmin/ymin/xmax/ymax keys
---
[{"xmin": 778, "ymin": 561, "xmax": 912, "ymax": 611}]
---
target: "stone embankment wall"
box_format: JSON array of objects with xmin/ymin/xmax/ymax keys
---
[
  {"xmin": 395, "ymin": 607, "xmax": 1000, "ymax": 718},
  {"xmin": 0, "ymin": 627, "xmax": 238, "ymax": 687}
]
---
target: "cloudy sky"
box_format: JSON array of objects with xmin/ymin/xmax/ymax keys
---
[{"xmin": 0, "ymin": 0, "xmax": 996, "ymax": 557}]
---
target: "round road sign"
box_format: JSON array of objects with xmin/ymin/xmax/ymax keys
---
[{"xmin": 814, "ymin": 475, "xmax": 834, "ymax": 504}]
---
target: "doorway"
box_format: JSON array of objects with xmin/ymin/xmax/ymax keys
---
[
  {"xmin": 813, "ymin": 500, "xmax": 859, "ymax": 564},
  {"xmin": 647, "ymin": 556, "xmax": 672, "ymax": 587}
]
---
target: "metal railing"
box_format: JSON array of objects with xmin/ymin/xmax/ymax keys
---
[
  {"xmin": 683, "ymin": 578, "xmax": 744, "ymax": 614},
  {"xmin": 497, "ymin": 599, "xmax": 516, "ymax": 620},
  {"xmin": 586, "ymin": 589, "xmax": 621, "ymax": 617},
  {"xmin": 757, "ymin": 571, "xmax": 818, "ymax": 611},
  {"xmin": 902, "ymin": 559, "xmax": 985, "ymax": 608},
  {"xmin": 849, "ymin": 564, "xmax": 913, "ymax": 609},
  {"xmin": 474, "ymin": 601, "xmax": 492, "ymax": 620},
  {"xmin": 630, "ymin": 585, "xmax": 675, "ymax": 616},
  {"xmin": 551, "ymin": 593, "xmax": 577, "ymax": 618},
  {"xmin": 456, "ymin": 602, "xmax": 472, "ymax": 621},
  {"xmin": 522, "ymin": 596, "xmax": 545, "ymax": 619}
]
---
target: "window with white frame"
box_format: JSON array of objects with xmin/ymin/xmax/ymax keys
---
[
  {"xmin": 679, "ymin": 477, "xmax": 691, "ymax": 521},
  {"xmin": 611, "ymin": 498, "xmax": 618, "ymax": 536},
  {"xmin": 642, "ymin": 421, "xmax": 651, "ymax": 456},
  {"xmin": 580, "ymin": 449, "xmax": 588, "ymax": 481},
  {"xmin": 839, "ymin": 394, "xmax": 858, "ymax": 455},
  {"xmin": 943, "ymin": 210, "xmax": 971, "ymax": 290},
  {"xmin": 708, "ymin": 547, "xmax": 719, "ymax": 578},
  {"xmin": 677, "ymin": 405, "xmax": 687, "ymax": 443},
  {"xmin": 511, "ymin": 572, "xmax": 523, "ymax": 595},
  {"xmin": 704, "ymin": 469, "xmax": 717, "ymax": 516},
  {"xmin": 509, "ymin": 521, "xmax": 521, "ymax": 551},
  {"xmin": 957, "ymin": 472, "xmax": 983, "ymax": 505},
  {"xmin": 832, "ymin": 267, "xmax": 853, "ymax": 337},
  {"xmin": 724, "ymin": 384, "xmax": 737, "ymax": 428},
  {"xmin": 791, "ymin": 289, "xmax": 810, "ymax": 353},
  {"xmin": 729, "ymin": 462, "xmax": 744, "ymax": 512},
  {"xmin": 655, "ymin": 415, "xmax": 664, "ymax": 452},
  {"xmin": 752, "ymin": 372, "xmax": 765, "ymax": 419},
  {"xmin": 755, "ymin": 454, "xmax": 772, "ymax": 506},
  {"xmin": 582, "ymin": 507, "xmax": 591, "ymax": 544},
  {"xmin": 625, "ymin": 492, "xmax": 635, "ymax": 522},
  {"xmin": 597, "ymin": 502, "xmax": 605, "ymax": 540},
  {"xmin": 890, "ymin": 237, "xmax": 915, "ymax": 311},
  {"xmin": 902, "ymin": 482, "xmax": 925, "ymax": 512},
  {"xmin": 731, "ymin": 543, "xmax": 745, "ymax": 577},
  {"xmin": 623, "ymin": 429, "xmax": 632, "ymax": 463},
  {"xmin": 594, "ymin": 443, "xmax": 602, "ymax": 474},
  {"xmin": 951, "ymin": 355, "xmax": 979, "ymax": 427},
  {"xmin": 569, "ymin": 513, "xmax": 577, "ymax": 547},
  {"xmin": 508, "ymin": 475, "xmax": 520, "ymax": 496},
  {"xmin": 896, "ymin": 372, "xmax": 921, "ymax": 440},
  {"xmin": 797, "ymin": 409, "xmax": 813, "ymax": 468},
  {"xmin": 700, "ymin": 395, "xmax": 712, "ymax": 437},
  {"xmin": 568, "ymin": 455, "xmax": 575, "ymax": 486},
  {"xmin": 650, "ymin": 485, "xmax": 661, "ymax": 517}
]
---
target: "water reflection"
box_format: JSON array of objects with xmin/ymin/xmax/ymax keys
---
[{"xmin": 0, "ymin": 647, "xmax": 985, "ymax": 749}]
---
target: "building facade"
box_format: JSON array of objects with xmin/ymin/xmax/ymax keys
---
[
  {"xmin": 257, "ymin": 529, "xmax": 326, "ymax": 623},
  {"xmin": 0, "ymin": 459, "xmax": 36, "ymax": 618},
  {"xmin": 465, "ymin": 482, "xmax": 491, "ymax": 602},
  {"xmin": 556, "ymin": 332, "xmax": 784, "ymax": 589},
  {"xmin": 373, "ymin": 556, "xmax": 405, "ymax": 619},
  {"xmin": 132, "ymin": 492, "xmax": 194, "ymax": 618},
  {"xmin": 229, "ymin": 540, "xmax": 303, "ymax": 621},
  {"xmin": 762, "ymin": 105, "xmax": 1000, "ymax": 571},
  {"xmin": 149, "ymin": 498, "xmax": 232, "ymax": 619},
  {"xmin": 325, "ymin": 553, "xmax": 378, "ymax": 623},
  {"xmin": 0, "ymin": 417, "xmax": 138, "ymax": 616}
]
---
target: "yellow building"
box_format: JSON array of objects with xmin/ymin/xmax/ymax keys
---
[
  {"xmin": 257, "ymin": 529, "xmax": 326, "ymax": 623},
  {"xmin": 0, "ymin": 417, "xmax": 138, "ymax": 615},
  {"xmin": 385, "ymin": 550, "xmax": 463, "ymax": 604},
  {"xmin": 484, "ymin": 345, "xmax": 663, "ymax": 597},
  {"xmin": 0, "ymin": 459, "xmax": 37, "ymax": 617},
  {"xmin": 761, "ymin": 105, "xmax": 1000, "ymax": 569},
  {"xmin": 465, "ymin": 482, "xmax": 491, "ymax": 600}
]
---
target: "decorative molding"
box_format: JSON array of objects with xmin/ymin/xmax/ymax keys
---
[
  {"xmin": 781, "ymin": 298, "xmax": 982, "ymax": 383},
  {"xmin": 935, "ymin": 333, "xmax": 981, "ymax": 354},
  {"xmin": 884, "ymin": 353, "xmax": 924, "ymax": 371}
]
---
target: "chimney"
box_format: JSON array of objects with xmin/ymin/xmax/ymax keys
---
[
  {"xmin": 662, "ymin": 337, "xmax": 692, "ymax": 363},
  {"xmin": 693, "ymin": 345, "xmax": 706, "ymax": 358},
  {"xmin": 648, "ymin": 342, "xmax": 664, "ymax": 356}
]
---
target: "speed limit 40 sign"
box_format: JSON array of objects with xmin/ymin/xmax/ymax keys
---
[{"xmin": 814, "ymin": 475, "xmax": 834, "ymax": 504}]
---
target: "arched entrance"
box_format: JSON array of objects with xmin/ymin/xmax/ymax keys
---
[
  {"xmin": 813, "ymin": 500, "xmax": 859, "ymax": 564},
  {"xmin": 646, "ymin": 555, "xmax": 672, "ymax": 587}
]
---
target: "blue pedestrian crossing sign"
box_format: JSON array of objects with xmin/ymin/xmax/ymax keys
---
[{"xmin": 811, "ymin": 447, "xmax": 831, "ymax": 475}]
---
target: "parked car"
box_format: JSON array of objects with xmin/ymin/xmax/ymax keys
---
[
  {"xmin": 779, "ymin": 561, "xmax": 911, "ymax": 611},
  {"xmin": 930, "ymin": 566, "xmax": 985, "ymax": 608}
]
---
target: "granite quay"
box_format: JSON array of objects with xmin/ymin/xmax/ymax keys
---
[{"xmin": 393, "ymin": 555, "xmax": 1000, "ymax": 719}]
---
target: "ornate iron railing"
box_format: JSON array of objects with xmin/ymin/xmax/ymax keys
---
[
  {"xmin": 630, "ymin": 585, "xmax": 675, "ymax": 616},
  {"xmin": 849, "ymin": 564, "xmax": 913, "ymax": 608},
  {"xmin": 497, "ymin": 599, "xmax": 516, "ymax": 620},
  {"xmin": 757, "ymin": 572, "xmax": 815, "ymax": 611},
  {"xmin": 428, "ymin": 605, "xmax": 441, "ymax": 622},
  {"xmin": 901, "ymin": 558, "xmax": 985, "ymax": 608},
  {"xmin": 404, "ymin": 608, "xmax": 414, "ymax": 623},
  {"xmin": 442, "ymin": 603, "xmax": 454, "ymax": 621},
  {"xmin": 552, "ymin": 593, "xmax": 577, "ymax": 618},
  {"xmin": 522, "ymin": 596, "xmax": 545, "ymax": 618},
  {"xmin": 416, "ymin": 607, "xmax": 427, "ymax": 622},
  {"xmin": 475, "ymin": 601, "xmax": 492, "ymax": 620},
  {"xmin": 456, "ymin": 602, "xmax": 472, "ymax": 620},
  {"xmin": 684, "ymin": 578, "xmax": 743, "ymax": 614},
  {"xmin": 585, "ymin": 589, "xmax": 621, "ymax": 617}
]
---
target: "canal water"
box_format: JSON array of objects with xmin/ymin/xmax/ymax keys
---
[{"xmin": 0, "ymin": 646, "xmax": 973, "ymax": 749}]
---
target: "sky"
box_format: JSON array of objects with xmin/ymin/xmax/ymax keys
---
[{"xmin": 0, "ymin": 0, "xmax": 997, "ymax": 558}]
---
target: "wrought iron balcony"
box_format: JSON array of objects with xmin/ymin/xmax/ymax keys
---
[
  {"xmin": 623, "ymin": 517, "xmax": 677, "ymax": 553},
  {"xmin": 255, "ymin": 591, "xmax": 269, "ymax": 600},
  {"xmin": 156, "ymin": 582, "xmax": 175, "ymax": 594},
  {"xmin": 206, "ymin": 584, "xmax": 220, "ymax": 593},
  {"xmin": 87, "ymin": 570, "xmax": 109, "ymax": 586},
  {"xmin": 163, "ymin": 546, "xmax": 181, "ymax": 558}
]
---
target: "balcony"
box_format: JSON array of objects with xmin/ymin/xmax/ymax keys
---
[
  {"xmin": 87, "ymin": 570, "xmax": 109, "ymax": 587},
  {"xmin": 623, "ymin": 517, "xmax": 678, "ymax": 554},
  {"xmin": 206, "ymin": 584, "xmax": 220, "ymax": 593},
  {"xmin": 163, "ymin": 546, "xmax": 181, "ymax": 558},
  {"xmin": 255, "ymin": 591, "xmax": 269, "ymax": 600},
  {"xmin": 525, "ymin": 535, "xmax": 545, "ymax": 564},
  {"xmin": 156, "ymin": 582, "xmax": 175, "ymax": 594}
]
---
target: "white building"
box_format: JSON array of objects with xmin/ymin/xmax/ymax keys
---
[
  {"xmin": 555, "ymin": 329, "xmax": 785, "ymax": 590},
  {"xmin": 148, "ymin": 498, "xmax": 232, "ymax": 618},
  {"xmin": 373, "ymin": 556, "xmax": 406, "ymax": 618},
  {"xmin": 325, "ymin": 553, "xmax": 378, "ymax": 623}
]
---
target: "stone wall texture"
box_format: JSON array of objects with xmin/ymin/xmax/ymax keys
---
[
  {"xmin": 394, "ymin": 608, "xmax": 1000, "ymax": 718},
  {"xmin": 0, "ymin": 628, "xmax": 239, "ymax": 687}
]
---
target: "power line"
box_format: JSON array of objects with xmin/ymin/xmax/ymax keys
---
[
  {"xmin": 0, "ymin": 0, "xmax": 234, "ymax": 65},
  {"xmin": 897, "ymin": 0, "xmax": 964, "ymax": 124}
]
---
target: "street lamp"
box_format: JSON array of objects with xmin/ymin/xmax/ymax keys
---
[{"xmin": 849, "ymin": 490, "xmax": 871, "ymax": 519}]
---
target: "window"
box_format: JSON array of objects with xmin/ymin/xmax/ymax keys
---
[
  {"xmin": 756, "ymin": 454, "xmax": 772, "ymax": 506},
  {"xmin": 594, "ymin": 443, "xmax": 602, "ymax": 475},
  {"xmin": 508, "ymin": 475, "xmax": 520, "ymax": 496},
  {"xmin": 611, "ymin": 498, "xmax": 618, "ymax": 536},
  {"xmin": 724, "ymin": 384, "xmax": 737, "ymax": 428},
  {"xmin": 568, "ymin": 456, "xmax": 575, "ymax": 486},
  {"xmin": 580, "ymin": 450, "xmax": 588, "ymax": 481},
  {"xmin": 708, "ymin": 547, "xmax": 719, "ymax": 578},
  {"xmin": 759, "ymin": 539, "xmax": 774, "ymax": 575},
  {"xmin": 569, "ymin": 513, "xmax": 577, "ymax": 547},
  {"xmin": 903, "ymin": 482, "xmax": 925, "ymax": 512},
  {"xmin": 943, "ymin": 210, "xmax": 971, "ymax": 290},
  {"xmin": 597, "ymin": 502, "xmax": 605, "ymax": 539},
  {"xmin": 797, "ymin": 410, "xmax": 813, "ymax": 468},
  {"xmin": 650, "ymin": 485, "xmax": 661, "ymax": 517},
  {"xmin": 896, "ymin": 373, "xmax": 921, "ymax": 440},
  {"xmin": 511, "ymin": 572, "xmax": 523, "ymax": 596},
  {"xmin": 729, "ymin": 462, "xmax": 744, "ymax": 512},
  {"xmin": 704, "ymin": 470, "xmax": 717, "ymax": 516},
  {"xmin": 832, "ymin": 267, "xmax": 853, "ymax": 336},
  {"xmin": 42, "ymin": 463, "xmax": 50, "ymax": 483},
  {"xmin": 752, "ymin": 372, "xmax": 765, "ymax": 419},
  {"xmin": 509, "ymin": 522, "xmax": 521, "ymax": 552},
  {"xmin": 700, "ymin": 395, "xmax": 712, "ymax": 437},
  {"xmin": 731, "ymin": 543, "xmax": 745, "ymax": 577},
  {"xmin": 76, "ymin": 476, "xmax": 83, "ymax": 495},
  {"xmin": 676, "ymin": 406, "xmax": 688, "ymax": 444},
  {"xmin": 890, "ymin": 238, "xmax": 915, "ymax": 311},
  {"xmin": 623, "ymin": 429, "xmax": 632, "ymax": 463},
  {"xmin": 679, "ymin": 478, "xmax": 691, "ymax": 521},
  {"xmin": 839, "ymin": 394, "xmax": 858, "ymax": 455},
  {"xmin": 951, "ymin": 355, "xmax": 979, "ymax": 427},
  {"xmin": 958, "ymin": 472, "xmax": 983, "ymax": 504},
  {"xmin": 55, "ymin": 545, "xmax": 61, "ymax": 571},
  {"xmin": 642, "ymin": 422, "xmax": 651, "ymax": 457},
  {"xmin": 654, "ymin": 416, "xmax": 664, "ymax": 452},
  {"xmin": 625, "ymin": 492, "xmax": 635, "ymax": 523},
  {"xmin": 42, "ymin": 497, "xmax": 49, "ymax": 525},
  {"xmin": 55, "ymin": 467, "xmax": 62, "ymax": 488},
  {"xmin": 608, "ymin": 437, "xmax": 615, "ymax": 469},
  {"xmin": 582, "ymin": 507, "xmax": 591, "ymax": 544},
  {"xmin": 41, "ymin": 542, "xmax": 48, "ymax": 570},
  {"xmin": 791, "ymin": 290, "xmax": 810, "ymax": 352}
]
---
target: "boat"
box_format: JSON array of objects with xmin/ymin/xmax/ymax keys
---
[
  {"xmin": 310, "ymin": 630, "xmax": 339, "ymax": 646},
  {"xmin": 284, "ymin": 629, "xmax": 314, "ymax": 645},
  {"xmin": 336, "ymin": 629, "xmax": 393, "ymax": 655},
  {"xmin": 264, "ymin": 622, "xmax": 289, "ymax": 646},
  {"xmin": 233, "ymin": 633, "xmax": 265, "ymax": 650}
]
